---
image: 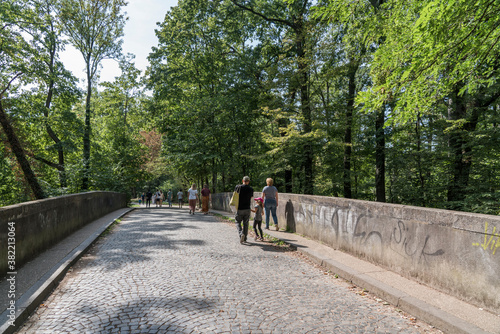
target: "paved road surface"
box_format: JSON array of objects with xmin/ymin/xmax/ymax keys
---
[{"xmin": 18, "ymin": 209, "xmax": 430, "ymax": 333}]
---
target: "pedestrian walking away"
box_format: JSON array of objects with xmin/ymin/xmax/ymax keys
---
[
  {"xmin": 262, "ymin": 177, "xmax": 279, "ymax": 230},
  {"xmin": 167, "ymin": 189, "xmax": 173, "ymax": 207},
  {"xmin": 252, "ymin": 197, "xmax": 264, "ymax": 241},
  {"xmin": 158, "ymin": 190, "xmax": 164, "ymax": 207},
  {"xmin": 153, "ymin": 192, "xmax": 158, "ymax": 207},
  {"xmin": 177, "ymin": 189, "xmax": 184, "ymax": 208},
  {"xmin": 235, "ymin": 176, "xmax": 254, "ymax": 244},
  {"xmin": 146, "ymin": 190, "xmax": 152, "ymax": 208},
  {"xmin": 188, "ymin": 184, "xmax": 199, "ymax": 215},
  {"xmin": 201, "ymin": 184, "xmax": 211, "ymax": 214}
]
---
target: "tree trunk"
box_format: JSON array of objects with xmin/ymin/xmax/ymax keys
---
[
  {"xmin": 0, "ymin": 99, "xmax": 45, "ymax": 199},
  {"xmin": 415, "ymin": 113, "xmax": 426, "ymax": 206},
  {"xmin": 372, "ymin": 0, "xmax": 386, "ymax": 202},
  {"xmin": 296, "ymin": 23, "xmax": 314, "ymax": 195},
  {"xmin": 375, "ymin": 107, "xmax": 386, "ymax": 202},
  {"xmin": 284, "ymin": 168, "xmax": 292, "ymax": 193},
  {"xmin": 446, "ymin": 88, "xmax": 478, "ymax": 205},
  {"xmin": 222, "ymin": 166, "xmax": 226, "ymax": 191},
  {"xmin": 82, "ymin": 65, "xmax": 92, "ymax": 190},
  {"xmin": 279, "ymin": 114, "xmax": 293, "ymax": 194},
  {"xmin": 44, "ymin": 30, "xmax": 66, "ymax": 188},
  {"xmin": 44, "ymin": 76, "xmax": 66, "ymax": 188},
  {"xmin": 212, "ymin": 158, "xmax": 217, "ymax": 193},
  {"xmin": 343, "ymin": 61, "xmax": 357, "ymax": 198}
]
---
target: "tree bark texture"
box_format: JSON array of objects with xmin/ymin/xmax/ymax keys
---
[
  {"xmin": 343, "ymin": 62, "xmax": 357, "ymax": 198},
  {"xmin": 82, "ymin": 67, "xmax": 92, "ymax": 190}
]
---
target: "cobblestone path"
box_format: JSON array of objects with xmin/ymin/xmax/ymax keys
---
[{"xmin": 19, "ymin": 209, "xmax": 425, "ymax": 333}]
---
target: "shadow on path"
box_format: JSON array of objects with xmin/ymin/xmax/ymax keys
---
[{"xmin": 80, "ymin": 209, "xmax": 206, "ymax": 272}]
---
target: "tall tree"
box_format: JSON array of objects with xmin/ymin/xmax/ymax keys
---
[
  {"xmin": 26, "ymin": 0, "xmax": 79, "ymax": 188},
  {"xmin": 370, "ymin": 0, "xmax": 387, "ymax": 202},
  {"xmin": 316, "ymin": 0, "xmax": 387, "ymax": 201},
  {"xmin": 59, "ymin": 0, "xmax": 126, "ymax": 190},
  {"xmin": 100, "ymin": 55, "xmax": 143, "ymax": 126},
  {"xmin": 94, "ymin": 56, "xmax": 147, "ymax": 193},
  {"xmin": 231, "ymin": 0, "xmax": 316, "ymax": 194},
  {"xmin": 0, "ymin": 0, "xmax": 45, "ymax": 199},
  {"xmin": 149, "ymin": 0, "xmax": 266, "ymax": 192},
  {"xmin": 359, "ymin": 0, "xmax": 500, "ymax": 208}
]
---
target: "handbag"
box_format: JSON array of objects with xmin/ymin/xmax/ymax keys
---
[{"xmin": 229, "ymin": 185, "xmax": 240, "ymax": 208}]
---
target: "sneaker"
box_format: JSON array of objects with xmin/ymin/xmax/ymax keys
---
[
  {"xmin": 240, "ymin": 235, "xmax": 245, "ymax": 244},
  {"xmin": 275, "ymin": 225, "xmax": 279, "ymax": 231},
  {"xmin": 254, "ymin": 236, "xmax": 258, "ymax": 241}
]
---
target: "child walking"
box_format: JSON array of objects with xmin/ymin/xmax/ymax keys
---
[{"xmin": 252, "ymin": 197, "xmax": 264, "ymax": 241}]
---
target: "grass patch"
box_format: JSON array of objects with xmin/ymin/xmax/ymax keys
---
[
  {"xmin": 265, "ymin": 235, "xmax": 286, "ymax": 246},
  {"xmin": 212, "ymin": 213, "xmax": 231, "ymax": 220},
  {"xmin": 101, "ymin": 219, "xmax": 121, "ymax": 237}
]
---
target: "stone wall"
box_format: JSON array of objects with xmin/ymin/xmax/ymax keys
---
[
  {"xmin": 0, "ymin": 192, "xmax": 127, "ymax": 276},
  {"xmin": 212, "ymin": 192, "xmax": 500, "ymax": 313}
]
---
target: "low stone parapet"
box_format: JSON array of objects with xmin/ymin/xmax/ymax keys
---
[
  {"xmin": 212, "ymin": 192, "xmax": 500, "ymax": 313},
  {"xmin": 0, "ymin": 191, "xmax": 127, "ymax": 277}
]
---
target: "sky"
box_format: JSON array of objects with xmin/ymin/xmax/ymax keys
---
[{"xmin": 60, "ymin": 0, "xmax": 178, "ymax": 86}]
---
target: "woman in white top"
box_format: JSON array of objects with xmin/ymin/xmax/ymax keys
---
[{"xmin": 188, "ymin": 184, "xmax": 199, "ymax": 215}]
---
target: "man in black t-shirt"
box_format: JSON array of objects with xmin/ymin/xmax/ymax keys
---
[{"xmin": 235, "ymin": 176, "xmax": 254, "ymax": 244}]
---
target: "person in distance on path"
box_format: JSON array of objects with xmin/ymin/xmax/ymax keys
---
[
  {"xmin": 153, "ymin": 191, "xmax": 158, "ymax": 207},
  {"xmin": 159, "ymin": 190, "xmax": 164, "ymax": 207},
  {"xmin": 201, "ymin": 184, "xmax": 211, "ymax": 214},
  {"xmin": 235, "ymin": 176, "xmax": 254, "ymax": 244},
  {"xmin": 188, "ymin": 184, "xmax": 199, "ymax": 215},
  {"xmin": 177, "ymin": 189, "xmax": 184, "ymax": 208},
  {"xmin": 167, "ymin": 189, "xmax": 173, "ymax": 207}
]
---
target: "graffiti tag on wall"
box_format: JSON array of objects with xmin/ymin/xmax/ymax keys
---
[
  {"xmin": 390, "ymin": 221, "xmax": 444, "ymax": 264},
  {"xmin": 292, "ymin": 200, "xmax": 444, "ymax": 264},
  {"xmin": 472, "ymin": 222, "xmax": 500, "ymax": 255}
]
